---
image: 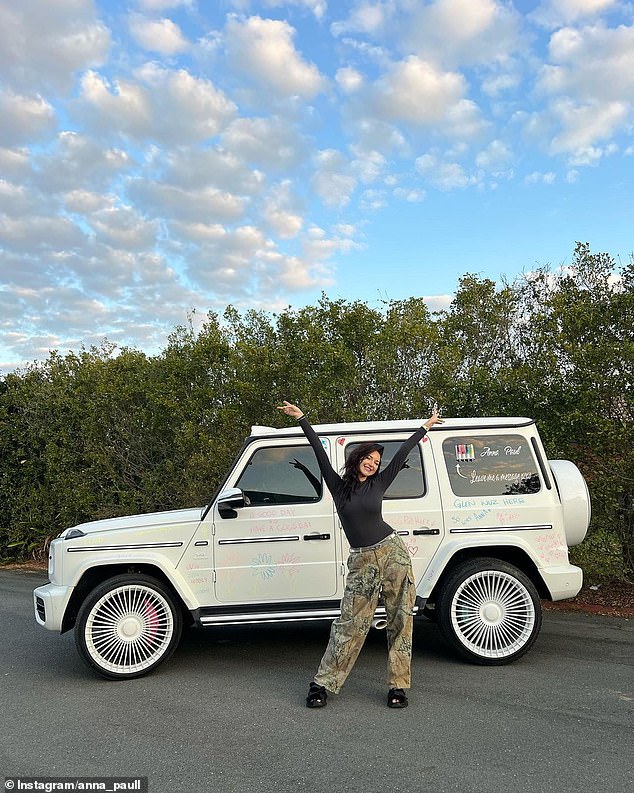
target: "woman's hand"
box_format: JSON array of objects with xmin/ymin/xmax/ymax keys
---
[
  {"xmin": 423, "ymin": 407, "xmax": 444, "ymax": 431},
  {"xmin": 277, "ymin": 401, "xmax": 304, "ymax": 419}
]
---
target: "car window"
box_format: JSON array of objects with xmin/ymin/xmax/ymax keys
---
[
  {"xmin": 235, "ymin": 445, "xmax": 322, "ymax": 505},
  {"xmin": 442, "ymin": 434, "xmax": 541, "ymax": 497},
  {"xmin": 345, "ymin": 440, "xmax": 425, "ymax": 499}
]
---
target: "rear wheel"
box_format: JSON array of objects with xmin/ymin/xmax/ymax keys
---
[
  {"xmin": 75, "ymin": 574, "xmax": 183, "ymax": 679},
  {"xmin": 436, "ymin": 558, "xmax": 542, "ymax": 665}
]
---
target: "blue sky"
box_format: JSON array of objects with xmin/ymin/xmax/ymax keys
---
[{"xmin": 0, "ymin": 0, "xmax": 633, "ymax": 372}]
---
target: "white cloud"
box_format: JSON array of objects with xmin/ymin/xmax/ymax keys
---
[
  {"xmin": 63, "ymin": 190, "xmax": 115, "ymax": 215},
  {"xmin": 529, "ymin": 23, "xmax": 634, "ymax": 160},
  {"xmin": 129, "ymin": 14, "xmax": 189, "ymax": 55},
  {"xmin": 221, "ymin": 116, "xmax": 308, "ymax": 169},
  {"xmin": 225, "ymin": 15, "xmax": 326, "ymax": 100},
  {"xmin": 549, "ymin": 97, "xmax": 628, "ymax": 159},
  {"xmin": 359, "ymin": 188, "xmax": 387, "ymax": 211},
  {"xmin": 393, "ymin": 187, "xmax": 426, "ymax": 202},
  {"xmin": 169, "ymin": 221, "xmax": 228, "ymax": 244},
  {"xmin": 350, "ymin": 146, "xmax": 386, "ymax": 184},
  {"xmin": 183, "ymin": 224, "xmax": 334, "ymax": 299},
  {"xmin": 415, "ymin": 153, "xmax": 477, "ymax": 190},
  {"xmin": 136, "ymin": 1, "xmax": 193, "ymax": 10},
  {"xmin": 77, "ymin": 66, "xmax": 236, "ymax": 144},
  {"xmin": 87, "ymin": 205, "xmax": 160, "ymax": 250},
  {"xmin": 274, "ymin": 255, "xmax": 332, "ymax": 291},
  {"xmin": 262, "ymin": 0, "xmax": 327, "ymax": 20},
  {"xmin": 333, "ymin": 223, "xmax": 358, "ymax": 237},
  {"xmin": 54, "ymin": 244, "xmax": 181, "ymax": 298},
  {"xmin": 128, "ymin": 179, "xmax": 247, "ymax": 223},
  {"xmin": 342, "ymin": 118, "xmax": 408, "ymax": 155},
  {"xmin": 539, "ymin": 24, "xmax": 634, "ymax": 103},
  {"xmin": 0, "ymin": 241, "xmax": 202, "ymax": 368},
  {"xmin": 331, "ymin": 2, "xmax": 391, "ymax": 37},
  {"xmin": 401, "ymin": 0, "xmax": 524, "ymax": 68},
  {"xmin": 443, "ymin": 99, "xmax": 489, "ymax": 140},
  {"xmin": 260, "ymin": 181, "xmax": 303, "ymax": 239},
  {"xmin": 0, "ymin": 0, "xmax": 110, "ymax": 92},
  {"xmin": 337, "ymin": 35, "xmax": 391, "ymax": 64},
  {"xmin": 336, "ymin": 67, "xmax": 364, "ymax": 93},
  {"xmin": 423, "ymin": 294, "xmax": 454, "ymax": 312},
  {"xmin": 525, "ymin": 171, "xmax": 557, "ymax": 183},
  {"xmin": 0, "ymin": 214, "xmax": 85, "ymax": 252},
  {"xmin": 532, "ymin": 0, "xmax": 617, "ymax": 27},
  {"xmin": 0, "ymin": 180, "xmax": 38, "ymax": 217},
  {"xmin": 475, "ymin": 139, "xmax": 513, "ymax": 170},
  {"xmin": 0, "ymin": 147, "xmax": 30, "ymax": 179},
  {"xmin": 481, "ymin": 71, "xmax": 521, "ymax": 97},
  {"xmin": 370, "ymin": 56, "xmax": 468, "ymax": 126},
  {"xmin": 311, "ymin": 149, "xmax": 357, "ymax": 208},
  {"xmin": 34, "ymin": 132, "xmax": 129, "ymax": 193},
  {"xmin": 0, "ymin": 251, "xmax": 48, "ymax": 293},
  {"xmin": 302, "ymin": 224, "xmax": 362, "ymax": 263},
  {"xmin": 162, "ymin": 146, "xmax": 265, "ymax": 194},
  {"xmin": 0, "ymin": 90, "xmax": 56, "ymax": 145}
]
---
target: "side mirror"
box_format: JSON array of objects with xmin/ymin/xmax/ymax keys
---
[{"xmin": 217, "ymin": 487, "xmax": 246, "ymax": 518}]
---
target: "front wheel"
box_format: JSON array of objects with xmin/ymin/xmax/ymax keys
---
[
  {"xmin": 75, "ymin": 574, "xmax": 183, "ymax": 679},
  {"xmin": 436, "ymin": 559, "xmax": 542, "ymax": 665}
]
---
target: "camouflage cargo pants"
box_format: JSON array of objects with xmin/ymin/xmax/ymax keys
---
[{"xmin": 313, "ymin": 533, "xmax": 416, "ymax": 694}]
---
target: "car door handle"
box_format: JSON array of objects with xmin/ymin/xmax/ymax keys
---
[
  {"xmin": 303, "ymin": 533, "xmax": 331, "ymax": 540},
  {"xmin": 413, "ymin": 528, "xmax": 440, "ymax": 536}
]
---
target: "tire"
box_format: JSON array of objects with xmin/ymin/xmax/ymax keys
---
[
  {"xmin": 436, "ymin": 558, "xmax": 542, "ymax": 665},
  {"xmin": 75, "ymin": 574, "xmax": 183, "ymax": 680}
]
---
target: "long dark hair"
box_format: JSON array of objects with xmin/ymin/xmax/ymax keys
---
[{"xmin": 341, "ymin": 441, "xmax": 384, "ymax": 498}]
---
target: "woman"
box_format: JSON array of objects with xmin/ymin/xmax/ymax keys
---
[{"xmin": 277, "ymin": 401, "xmax": 443, "ymax": 709}]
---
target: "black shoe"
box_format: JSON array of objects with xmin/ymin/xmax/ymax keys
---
[
  {"xmin": 387, "ymin": 688, "xmax": 408, "ymax": 708},
  {"xmin": 306, "ymin": 682, "xmax": 327, "ymax": 708}
]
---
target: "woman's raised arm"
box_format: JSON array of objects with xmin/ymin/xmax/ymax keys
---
[{"xmin": 277, "ymin": 401, "xmax": 341, "ymax": 493}]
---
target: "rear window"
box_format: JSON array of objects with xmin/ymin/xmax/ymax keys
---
[{"xmin": 443, "ymin": 434, "xmax": 541, "ymax": 497}]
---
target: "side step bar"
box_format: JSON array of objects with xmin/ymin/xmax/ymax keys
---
[{"xmin": 197, "ymin": 603, "xmax": 423, "ymax": 627}]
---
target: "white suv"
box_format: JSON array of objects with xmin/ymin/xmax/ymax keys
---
[{"xmin": 34, "ymin": 417, "xmax": 590, "ymax": 679}]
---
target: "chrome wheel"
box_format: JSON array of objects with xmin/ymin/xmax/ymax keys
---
[
  {"xmin": 451, "ymin": 570, "xmax": 535, "ymax": 659},
  {"xmin": 437, "ymin": 559, "xmax": 542, "ymax": 665},
  {"xmin": 76, "ymin": 575, "xmax": 182, "ymax": 679}
]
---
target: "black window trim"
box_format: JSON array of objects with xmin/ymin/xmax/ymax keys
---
[{"xmin": 531, "ymin": 437, "xmax": 552, "ymax": 490}]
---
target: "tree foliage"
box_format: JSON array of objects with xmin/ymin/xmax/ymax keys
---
[{"xmin": 1, "ymin": 244, "xmax": 632, "ymax": 578}]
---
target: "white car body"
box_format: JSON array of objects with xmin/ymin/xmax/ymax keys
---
[{"xmin": 34, "ymin": 417, "xmax": 590, "ymax": 678}]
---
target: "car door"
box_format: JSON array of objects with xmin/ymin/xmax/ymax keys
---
[
  {"xmin": 334, "ymin": 431, "xmax": 444, "ymax": 582},
  {"xmin": 213, "ymin": 437, "xmax": 338, "ymax": 603}
]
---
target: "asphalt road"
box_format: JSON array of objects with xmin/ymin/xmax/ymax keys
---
[{"xmin": 2, "ymin": 569, "xmax": 633, "ymax": 793}]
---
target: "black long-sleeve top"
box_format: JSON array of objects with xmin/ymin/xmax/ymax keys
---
[{"xmin": 298, "ymin": 416, "xmax": 428, "ymax": 548}]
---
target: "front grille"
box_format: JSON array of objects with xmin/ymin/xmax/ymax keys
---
[{"xmin": 36, "ymin": 596, "xmax": 46, "ymax": 622}]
